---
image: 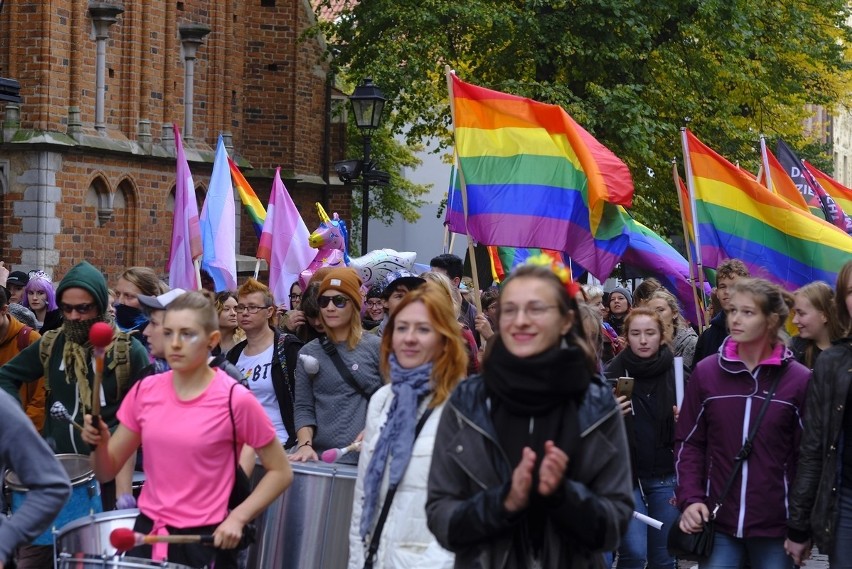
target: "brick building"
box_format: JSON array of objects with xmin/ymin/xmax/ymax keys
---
[{"xmin": 0, "ymin": 0, "xmax": 349, "ymax": 282}]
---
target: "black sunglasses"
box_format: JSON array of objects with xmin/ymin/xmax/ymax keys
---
[
  {"xmin": 318, "ymin": 295, "xmax": 350, "ymax": 309},
  {"xmin": 60, "ymin": 302, "xmax": 97, "ymax": 315}
]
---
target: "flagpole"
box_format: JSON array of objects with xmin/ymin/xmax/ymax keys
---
[
  {"xmin": 193, "ymin": 258, "xmax": 202, "ymax": 290},
  {"xmin": 672, "ymin": 160, "xmax": 703, "ymax": 328},
  {"xmin": 759, "ymin": 135, "xmax": 773, "ymax": 192},
  {"xmin": 446, "ymin": 66, "xmax": 482, "ymax": 313},
  {"xmin": 680, "ymin": 127, "xmax": 708, "ymax": 329},
  {"xmin": 254, "ymin": 259, "xmax": 261, "ymax": 280}
]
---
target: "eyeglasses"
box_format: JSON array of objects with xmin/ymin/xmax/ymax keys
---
[
  {"xmin": 318, "ymin": 295, "xmax": 350, "ymax": 309},
  {"xmin": 365, "ymin": 300, "xmax": 383, "ymax": 308},
  {"xmin": 289, "ymin": 294, "xmax": 302, "ymax": 301},
  {"xmin": 60, "ymin": 302, "xmax": 97, "ymax": 315},
  {"xmin": 234, "ymin": 304, "xmax": 271, "ymax": 314},
  {"xmin": 500, "ymin": 304, "xmax": 559, "ymax": 320}
]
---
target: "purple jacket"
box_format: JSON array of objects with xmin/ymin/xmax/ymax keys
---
[{"xmin": 674, "ymin": 338, "xmax": 810, "ymax": 539}]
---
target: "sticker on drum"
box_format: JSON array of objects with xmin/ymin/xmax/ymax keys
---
[
  {"xmin": 6, "ymin": 454, "xmax": 103, "ymax": 545},
  {"xmin": 57, "ymin": 554, "xmax": 193, "ymax": 568},
  {"xmin": 55, "ymin": 509, "xmax": 140, "ymax": 558}
]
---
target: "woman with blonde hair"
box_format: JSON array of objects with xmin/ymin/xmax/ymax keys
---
[
  {"xmin": 420, "ymin": 271, "xmax": 479, "ymax": 374},
  {"xmin": 788, "ymin": 280, "xmax": 843, "ymax": 369},
  {"xmin": 213, "ymin": 290, "xmax": 245, "ymax": 356},
  {"xmin": 348, "ymin": 282, "xmax": 467, "ymax": 568},
  {"xmin": 646, "ymin": 288, "xmax": 698, "ymax": 368},
  {"xmin": 291, "ymin": 268, "xmax": 382, "ymax": 463},
  {"xmin": 114, "ymin": 266, "xmax": 167, "ymax": 337}
]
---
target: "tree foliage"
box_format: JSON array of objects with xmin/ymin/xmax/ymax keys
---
[{"xmin": 314, "ymin": 0, "xmax": 852, "ymax": 234}]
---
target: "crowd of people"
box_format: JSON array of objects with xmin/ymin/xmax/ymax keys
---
[{"xmin": 0, "ymin": 252, "xmax": 850, "ymax": 569}]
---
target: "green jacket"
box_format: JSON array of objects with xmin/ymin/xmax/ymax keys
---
[{"xmin": 0, "ymin": 333, "xmax": 149, "ymax": 454}]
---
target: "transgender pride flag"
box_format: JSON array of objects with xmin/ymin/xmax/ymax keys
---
[{"xmin": 200, "ymin": 135, "xmax": 238, "ymax": 291}]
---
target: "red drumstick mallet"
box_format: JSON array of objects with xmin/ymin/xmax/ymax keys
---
[
  {"xmin": 88, "ymin": 322, "xmax": 114, "ymax": 437},
  {"xmin": 110, "ymin": 528, "xmax": 215, "ymax": 552}
]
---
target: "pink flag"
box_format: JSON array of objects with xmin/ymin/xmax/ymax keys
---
[
  {"xmin": 257, "ymin": 168, "xmax": 315, "ymax": 307},
  {"xmin": 167, "ymin": 124, "xmax": 202, "ymax": 290}
]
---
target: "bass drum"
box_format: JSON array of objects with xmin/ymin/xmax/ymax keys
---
[
  {"xmin": 246, "ymin": 461, "xmax": 357, "ymax": 569},
  {"xmin": 55, "ymin": 509, "xmax": 139, "ymax": 559},
  {"xmin": 56, "ymin": 555, "xmax": 192, "ymax": 568}
]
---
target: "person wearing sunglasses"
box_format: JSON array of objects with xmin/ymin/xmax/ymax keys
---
[
  {"xmin": 291, "ymin": 268, "xmax": 382, "ymax": 464},
  {"xmin": 0, "ymin": 261, "xmax": 150, "ymax": 569}
]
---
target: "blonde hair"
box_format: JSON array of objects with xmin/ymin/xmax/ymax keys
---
[
  {"xmin": 731, "ymin": 278, "xmax": 794, "ymax": 342},
  {"xmin": 380, "ymin": 283, "xmax": 468, "ymax": 407},
  {"xmin": 420, "ymin": 271, "xmax": 461, "ymax": 318},
  {"xmin": 166, "ymin": 291, "xmax": 218, "ymax": 333},
  {"xmin": 794, "ymin": 280, "xmax": 844, "ymax": 367},
  {"xmin": 119, "ymin": 266, "xmax": 167, "ymax": 297}
]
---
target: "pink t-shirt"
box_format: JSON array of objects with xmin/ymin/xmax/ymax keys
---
[{"xmin": 118, "ymin": 369, "xmax": 275, "ymax": 528}]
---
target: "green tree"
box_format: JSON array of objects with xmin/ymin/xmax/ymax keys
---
[{"xmin": 314, "ymin": 0, "xmax": 852, "ymax": 236}]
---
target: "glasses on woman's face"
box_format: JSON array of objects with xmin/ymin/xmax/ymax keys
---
[
  {"xmin": 500, "ymin": 303, "xmax": 558, "ymax": 321},
  {"xmin": 366, "ymin": 300, "xmax": 383, "ymax": 309},
  {"xmin": 234, "ymin": 304, "xmax": 271, "ymax": 314},
  {"xmin": 318, "ymin": 295, "xmax": 350, "ymax": 309}
]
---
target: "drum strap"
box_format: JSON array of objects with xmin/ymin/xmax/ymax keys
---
[{"xmin": 363, "ymin": 407, "xmax": 433, "ymax": 569}]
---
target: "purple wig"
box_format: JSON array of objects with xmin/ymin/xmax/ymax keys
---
[{"xmin": 22, "ymin": 276, "xmax": 58, "ymax": 311}]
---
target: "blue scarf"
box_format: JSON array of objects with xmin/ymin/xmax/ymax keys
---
[{"xmin": 359, "ymin": 355, "xmax": 433, "ymax": 539}]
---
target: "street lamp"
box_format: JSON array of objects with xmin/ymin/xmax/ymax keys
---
[{"xmin": 348, "ymin": 78, "xmax": 386, "ymax": 253}]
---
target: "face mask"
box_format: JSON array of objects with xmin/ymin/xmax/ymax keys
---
[
  {"xmin": 63, "ymin": 316, "xmax": 107, "ymax": 346},
  {"xmin": 114, "ymin": 304, "xmax": 148, "ymax": 333}
]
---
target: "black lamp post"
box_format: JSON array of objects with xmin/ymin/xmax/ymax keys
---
[{"xmin": 348, "ymin": 78, "xmax": 386, "ymax": 253}]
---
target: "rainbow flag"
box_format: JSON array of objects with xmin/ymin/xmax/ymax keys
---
[
  {"xmin": 758, "ymin": 140, "xmax": 810, "ymax": 212},
  {"xmin": 804, "ymin": 159, "xmax": 852, "ymax": 214},
  {"xmin": 684, "ymin": 129, "xmax": 852, "ymax": 290},
  {"xmin": 802, "ymin": 159, "xmax": 852, "ymax": 228},
  {"xmin": 487, "ymin": 246, "xmax": 566, "ymax": 283},
  {"xmin": 228, "ymin": 157, "xmax": 266, "ymax": 239},
  {"xmin": 445, "ymin": 74, "xmax": 633, "ymax": 280}
]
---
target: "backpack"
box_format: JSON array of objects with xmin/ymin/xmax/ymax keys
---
[{"xmin": 39, "ymin": 328, "xmax": 134, "ymax": 394}]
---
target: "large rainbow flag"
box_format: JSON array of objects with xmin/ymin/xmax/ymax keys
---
[
  {"xmin": 444, "ymin": 73, "xmax": 634, "ymax": 280},
  {"xmin": 228, "ymin": 157, "xmax": 266, "ymax": 239},
  {"xmin": 683, "ymin": 129, "xmax": 852, "ymax": 290}
]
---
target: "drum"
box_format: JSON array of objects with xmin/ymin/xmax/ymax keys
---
[
  {"xmin": 246, "ymin": 461, "xmax": 357, "ymax": 569},
  {"xmin": 131, "ymin": 471, "xmax": 145, "ymax": 499},
  {"xmin": 5, "ymin": 454, "xmax": 102, "ymax": 545},
  {"xmin": 55, "ymin": 509, "xmax": 139, "ymax": 558},
  {"xmin": 56, "ymin": 554, "xmax": 192, "ymax": 568}
]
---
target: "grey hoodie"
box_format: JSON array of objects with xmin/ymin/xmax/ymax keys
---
[{"xmin": 0, "ymin": 390, "xmax": 71, "ymax": 562}]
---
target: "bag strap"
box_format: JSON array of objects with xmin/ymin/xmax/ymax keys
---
[
  {"xmin": 363, "ymin": 406, "xmax": 434, "ymax": 569},
  {"xmin": 710, "ymin": 371, "xmax": 783, "ymax": 518},
  {"xmin": 319, "ymin": 336, "xmax": 372, "ymax": 401},
  {"xmin": 228, "ymin": 381, "xmax": 239, "ymax": 471}
]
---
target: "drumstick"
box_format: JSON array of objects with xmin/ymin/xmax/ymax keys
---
[
  {"xmin": 88, "ymin": 322, "xmax": 114, "ymax": 432},
  {"xmin": 110, "ymin": 528, "xmax": 215, "ymax": 552},
  {"xmin": 49, "ymin": 401, "xmax": 84, "ymax": 432}
]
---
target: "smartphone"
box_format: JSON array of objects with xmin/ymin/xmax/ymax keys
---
[{"xmin": 615, "ymin": 376, "xmax": 634, "ymax": 399}]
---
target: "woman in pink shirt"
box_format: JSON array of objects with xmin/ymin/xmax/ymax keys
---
[{"xmin": 83, "ymin": 291, "xmax": 292, "ymax": 568}]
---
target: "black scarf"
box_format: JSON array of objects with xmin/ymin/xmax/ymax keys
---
[
  {"xmin": 484, "ymin": 335, "xmax": 591, "ymax": 471},
  {"xmin": 485, "ymin": 336, "xmax": 592, "ymax": 558}
]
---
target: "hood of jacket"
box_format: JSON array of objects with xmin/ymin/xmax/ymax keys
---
[{"xmin": 56, "ymin": 261, "xmax": 109, "ymax": 315}]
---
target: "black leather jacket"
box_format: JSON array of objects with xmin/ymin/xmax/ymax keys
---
[
  {"xmin": 426, "ymin": 375, "xmax": 633, "ymax": 569},
  {"xmin": 788, "ymin": 339, "xmax": 852, "ymax": 550}
]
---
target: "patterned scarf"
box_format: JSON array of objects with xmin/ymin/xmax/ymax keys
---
[
  {"xmin": 62, "ymin": 315, "xmax": 110, "ymax": 412},
  {"xmin": 359, "ymin": 355, "xmax": 433, "ymax": 539}
]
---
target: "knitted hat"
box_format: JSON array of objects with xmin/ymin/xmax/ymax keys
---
[
  {"xmin": 610, "ymin": 286, "xmax": 633, "ymax": 307},
  {"xmin": 8, "ymin": 303, "xmax": 38, "ymax": 329},
  {"xmin": 366, "ymin": 284, "xmax": 384, "ymax": 300},
  {"xmin": 319, "ymin": 268, "xmax": 363, "ymax": 310},
  {"xmin": 56, "ymin": 261, "xmax": 109, "ymax": 315}
]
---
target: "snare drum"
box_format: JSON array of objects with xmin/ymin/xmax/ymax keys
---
[
  {"xmin": 55, "ymin": 509, "xmax": 139, "ymax": 558},
  {"xmin": 5, "ymin": 454, "xmax": 102, "ymax": 545},
  {"xmin": 56, "ymin": 554, "xmax": 192, "ymax": 568}
]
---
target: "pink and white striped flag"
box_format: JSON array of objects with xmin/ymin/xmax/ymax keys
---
[
  {"xmin": 167, "ymin": 124, "xmax": 202, "ymax": 290},
  {"xmin": 200, "ymin": 135, "xmax": 238, "ymax": 291},
  {"xmin": 257, "ymin": 168, "xmax": 314, "ymax": 307}
]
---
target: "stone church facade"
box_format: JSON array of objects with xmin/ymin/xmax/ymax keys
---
[{"xmin": 0, "ymin": 0, "xmax": 349, "ymax": 282}]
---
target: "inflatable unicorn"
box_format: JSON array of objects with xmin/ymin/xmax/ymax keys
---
[{"xmin": 299, "ymin": 203, "xmax": 349, "ymax": 287}]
